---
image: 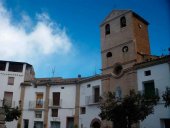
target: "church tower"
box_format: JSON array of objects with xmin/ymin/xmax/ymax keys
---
[{"xmin": 100, "ymin": 10, "xmax": 150, "ymax": 96}]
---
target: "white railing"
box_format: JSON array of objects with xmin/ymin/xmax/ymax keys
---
[
  {"xmin": 49, "ymin": 99, "xmax": 62, "ymax": 107},
  {"xmin": 86, "ymin": 95, "xmax": 100, "ymax": 105},
  {"xmin": 29, "ymin": 100, "xmax": 44, "ymax": 109}
]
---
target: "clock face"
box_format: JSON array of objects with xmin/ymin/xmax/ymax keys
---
[{"xmin": 122, "ymin": 46, "xmax": 128, "ymax": 53}]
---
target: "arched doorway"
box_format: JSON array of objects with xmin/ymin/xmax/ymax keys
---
[{"xmin": 90, "ymin": 118, "xmax": 101, "ymax": 128}]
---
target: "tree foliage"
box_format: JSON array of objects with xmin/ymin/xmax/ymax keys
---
[
  {"xmin": 99, "ymin": 90, "xmax": 159, "ymax": 128},
  {"xmin": 4, "ymin": 105, "xmax": 21, "ymax": 122},
  {"xmin": 162, "ymin": 87, "xmax": 170, "ymax": 107}
]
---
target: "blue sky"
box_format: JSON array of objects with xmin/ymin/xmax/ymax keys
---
[{"xmin": 1, "ymin": 0, "xmax": 170, "ymax": 78}]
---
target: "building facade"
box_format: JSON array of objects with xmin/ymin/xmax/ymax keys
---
[
  {"xmin": 135, "ymin": 56, "xmax": 170, "ymax": 128},
  {"xmin": 100, "ymin": 10, "xmax": 151, "ymax": 97},
  {"xmin": 0, "ymin": 61, "xmax": 34, "ymax": 128},
  {"xmin": 19, "ymin": 75, "xmax": 104, "ymax": 128}
]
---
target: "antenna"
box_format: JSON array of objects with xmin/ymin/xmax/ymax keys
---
[{"xmin": 51, "ymin": 67, "xmax": 55, "ymax": 78}]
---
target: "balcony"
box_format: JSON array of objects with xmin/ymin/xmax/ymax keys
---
[
  {"xmin": 29, "ymin": 100, "xmax": 44, "ymax": 110},
  {"xmin": 138, "ymin": 88, "xmax": 159, "ymax": 97},
  {"xmin": 49, "ymin": 99, "xmax": 62, "ymax": 108},
  {"xmin": 86, "ymin": 95, "xmax": 100, "ymax": 105},
  {"xmin": 0, "ymin": 99, "xmax": 17, "ymax": 108}
]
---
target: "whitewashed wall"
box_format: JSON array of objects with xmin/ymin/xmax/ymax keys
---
[
  {"xmin": 79, "ymin": 79, "xmax": 102, "ymax": 128},
  {"xmin": 0, "ymin": 62, "xmax": 27, "ymax": 128},
  {"xmin": 137, "ymin": 63, "xmax": 170, "ymax": 128},
  {"xmin": 22, "ymin": 85, "xmax": 46, "ymax": 128},
  {"xmin": 48, "ymin": 84, "xmax": 76, "ymax": 128},
  {"xmin": 22, "ymin": 84, "xmax": 76, "ymax": 128}
]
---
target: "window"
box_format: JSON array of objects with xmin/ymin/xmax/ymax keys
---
[
  {"xmin": 105, "ymin": 24, "xmax": 110, "ymax": 35},
  {"xmin": 143, "ymin": 81, "xmax": 156, "ymax": 98},
  {"xmin": 36, "ymin": 93, "xmax": 43, "ymax": 108},
  {"xmin": 35, "ymin": 111, "xmax": 42, "ymax": 118},
  {"xmin": 122, "ymin": 46, "xmax": 128, "ymax": 53},
  {"xmin": 144, "ymin": 70, "xmax": 151, "ymax": 76},
  {"xmin": 106, "ymin": 52, "xmax": 112, "ymax": 58},
  {"xmin": 53, "ymin": 92, "xmax": 60, "ymax": 106},
  {"xmin": 8, "ymin": 62, "xmax": 23, "ymax": 72},
  {"xmin": 52, "ymin": 109, "xmax": 58, "ymax": 117},
  {"xmin": 8, "ymin": 77, "xmax": 14, "ymax": 85},
  {"xmin": 4, "ymin": 91, "xmax": 13, "ymax": 107},
  {"xmin": 24, "ymin": 119, "xmax": 29, "ymax": 128},
  {"xmin": 87, "ymin": 84, "xmax": 91, "ymax": 88},
  {"xmin": 94, "ymin": 86, "xmax": 100, "ymax": 103},
  {"xmin": 80, "ymin": 107, "xmax": 86, "ymax": 114},
  {"xmin": 0, "ymin": 62, "xmax": 6, "ymax": 71},
  {"xmin": 51, "ymin": 121, "xmax": 60, "ymax": 128},
  {"xmin": 120, "ymin": 16, "xmax": 126, "ymax": 28},
  {"xmin": 34, "ymin": 121, "xmax": 43, "ymax": 128},
  {"xmin": 115, "ymin": 87, "xmax": 122, "ymax": 100}
]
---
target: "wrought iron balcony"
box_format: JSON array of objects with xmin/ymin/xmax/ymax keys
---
[
  {"xmin": 29, "ymin": 100, "xmax": 44, "ymax": 109},
  {"xmin": 86, "ymin": 95, "xmax": 100, "ymax": 105},
  {"xmin": 138, "ymin": 88, "xmax": 159, "ymax": 97},
  {"xmin": 0, "ymin": 99, "xmax": 16, "ymax": 108},
  {"xmin": 49, "ymin": 99, "xmax": 62, "ymax": 108}
]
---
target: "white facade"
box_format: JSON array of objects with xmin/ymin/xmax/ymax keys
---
[
  {"xmin": 20, "ymin": 76, "xmax": 103, "ymax": 128},
  {"xmin": 22, "ymin": 85, "xmax": 46, "ymax": 128},
  {"xmin": 21, "ymin": 80, "xmax": 77, "ymax": 128},
  {"xmin": 79, "ymin": 79, "xmax": 102, "ymax": 128},
  {"xmin": 0, "ymin": 61, "xmax": 34, "ymax": 128},
  {"xmin": 48, "ymin": 84, "xmax": 76, "ymax": 128},
  {"xmin": 137, "ymin": 61, "xmax": 170, "ymax": 128}
]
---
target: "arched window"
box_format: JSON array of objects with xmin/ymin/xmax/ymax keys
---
[
  {"xmin": 105, "ymin": 24, "xmax": 110, "ymax": 35},
  {"xmin": 106, "ymin": 52, "xmax": 112, "ymax": 58},
  {"xmin": 120, "ymin": 16, "xmax": 126, "ymax": 28}
]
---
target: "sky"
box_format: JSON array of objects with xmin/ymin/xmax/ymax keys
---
[{"xmin": 0, "ymin": 0, "xmax": 170, "ymax": 78}]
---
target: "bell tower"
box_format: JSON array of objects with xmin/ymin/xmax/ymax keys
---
[{"xmin": 100, "ymin": 10, "xmax": 150, "ymax": 96}]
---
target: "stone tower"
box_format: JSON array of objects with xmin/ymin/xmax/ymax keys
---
[{"xmin": 100, "ymin": 10, "xmax": 150, "ymax": 96}]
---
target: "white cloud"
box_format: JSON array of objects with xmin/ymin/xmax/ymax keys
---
[{"xmin": 0, "ymin": 2, "xmax": 72, "ymax": 62}]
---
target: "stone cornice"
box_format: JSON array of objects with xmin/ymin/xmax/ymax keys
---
[{"xmin": 134, "ymin": 55, "xmax": 170, "ymax": 69}]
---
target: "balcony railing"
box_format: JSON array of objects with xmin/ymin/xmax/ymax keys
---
[
  {"xmin": 86, "ymin": 95, "xmax": 100, "ymax": 105},
  {"xmin": 49, "ymin": 99, "xmax": 62, "ymax": 108},
  {"xmin": 29, "ymin": 100, "xmax": 44, "ymax": 109},
  {"xmin": 0, "ymin": 100, "xmax": 16, "ymax": 108},
  {"xmin": 138, "ymin": 88, "xmax": 159, "ymax": 98}
]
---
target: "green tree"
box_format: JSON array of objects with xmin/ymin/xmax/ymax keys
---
[
  {"xmin": 4, "ymin": 105, "xmax": 21, "ymax": 122},
  {"xmin": 162, "ymin": 87, "xmax": 170, "ymax": 107},
  {"xmin": 99, "ymin": 90, "xmax": 159, "ymax": 128}
]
